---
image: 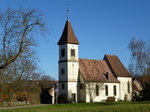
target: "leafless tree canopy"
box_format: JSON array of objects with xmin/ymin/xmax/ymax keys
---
[
  {"xmin": 0, "ymin": 8, "xmax": 46, "ymax": 69},
  {"xmin": 128, "ymin": 38, "xmax": 150, "ymax": 75},
  {"xmin": 0, "ymin": 8, "xmax": 55, "ymax": 105}
]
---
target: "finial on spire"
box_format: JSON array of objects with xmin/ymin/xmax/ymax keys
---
[
  {"xmin": 67, "ymin": 8, "xmax": 69, "ymax": 20},
  {"xmin": 67, "ymin": 4, "xmax": 70, "ymax": 20}
]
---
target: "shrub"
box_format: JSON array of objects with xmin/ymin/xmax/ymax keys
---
[
  {"xmin": 16, "ymin": 92, "xmax": 28, "ymax": 102},
  {"xmin": 106, "ymin": 97, "xmax": 115, "ymax": 102},
  {"xmin": 58, "ymin": 94, "xmax": 67, "ymax": 103}
]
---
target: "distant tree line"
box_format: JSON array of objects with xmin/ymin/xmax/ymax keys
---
[{"xmin": 0, "ymin": 8, "xmax": 55, "ymax": 105}]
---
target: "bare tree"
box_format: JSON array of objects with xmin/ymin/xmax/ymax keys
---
[
  {"xmin": 0, "ymin": 8, "xmax": 47, "ymax": 70},
  {"xmin": 86, "ymin": 82, "xmax": 104, "ymax": 102},
  {"xmin": 128, "ymin": 38, "xmax": 150, "ymax": 76},
  {"xmin": 5, "ymin": 57, "xmax": 39, "ymax": 91},
  {"xmin": 39, "ymin": 75, "xmax": 55, "ymax": 89},
  {"xmin": 0, "ymin": 55, "xmax": 43, "ymax": 104},
  {"xmin": 129, "ymin": 38, "xmax": 150, "ymax": 100}
]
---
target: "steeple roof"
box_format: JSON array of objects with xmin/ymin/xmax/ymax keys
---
[{"xmin": 57, "ymin": 20, "xmax": 79, "ymax": 45}]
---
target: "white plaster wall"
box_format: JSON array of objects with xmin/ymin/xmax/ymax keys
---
[
  {"xmin": 67, "ymin": 82, "xmax": 78, "ymax": 102},
  {"xmin": 67, "ymin": 62, "xmax": 79, "ymax": 81},
  {"xmin": 117, "ymin": 77, "xmax": 132, "ymax": 101},
  {"xmin": 85, "ymin": 82, "xmax": 120, "ymax": 102}
]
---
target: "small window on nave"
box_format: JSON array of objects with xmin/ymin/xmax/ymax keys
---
[
  {"xmin": 113, "ymin": 85, "xmax": 116, "ymax": 96},
  {"xmin": 127, "ymin": 81, "xmax": 130, "ymax": 94},
  {"xmin": 105, "ymin": 85, "xmax": 108, "ymax": 96},
  {"xmin": 96, "ymin": 85, "xmax": 99, "ymax": 96}
]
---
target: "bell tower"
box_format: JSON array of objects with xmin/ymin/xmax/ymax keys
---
[{"xmin": 57, "ymin": 20, "xmax": 79, "ymax": 103}]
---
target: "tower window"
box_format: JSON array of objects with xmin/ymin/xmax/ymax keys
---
[
  {"xmin": 127, "ymin": 81, "xmax": 130, "ymax": 94},
  {"xmin": 96, "ymin": 85, "xmax": 99, "ymax": 96},
  {"xmin": 62, "ymin": 83, "xmax": 65, "ymax": 90},
  {"xmin": 61, "ymin": 69, "xmax": 65, "ymax": 75},
  {"xmin": 80, "ymin": 83, "xmax": 83, "ymax": 89},
  {"xmin": 61, "ymin": 49, "xmax": 65, "ymax": 57},
  {"xmin": 71, "ymin": 49, "xmax": 75, "ymax": 57},
  {"xmin": 105, "ymin": 85, "xmax": 108, "ymax": 96},
  {"xmin": 113, "ymin": 85, "xmax": 116, "ymax": 96}
]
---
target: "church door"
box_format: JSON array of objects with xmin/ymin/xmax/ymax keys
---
[{"xmin": 71, "ymin": 93, "xmax": 76, "ymax": 103}]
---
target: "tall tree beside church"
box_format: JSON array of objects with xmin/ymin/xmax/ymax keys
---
[
  {"xmin": 0, "ymin": 8, "xmax": 49, "ymax": 104},
  {"xmin": 0, "ymin": 8, "xmax": 47, "ymax": 70},
  {"xmin": 128, "ymin": 38, "xmax": 150, "ymax": 76},
  {"xmin": 129, "ymin": 38, "xmax": 150, "ymax": 100}
]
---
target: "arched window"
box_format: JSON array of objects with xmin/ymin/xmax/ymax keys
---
[
  {"xmin": 105, "ymin": 85, "xmax": 108, "ymax": 96},
  {"xmin": 96, "ymin": 85, "xmax": 99, "ymax": 96},
  {"xmin": 113, "ymin": 85, "xmax": 116, "ymax": 96},
  {"xmin": 127, "ymin": 81, "xmax": 130, "ymax": 94}
]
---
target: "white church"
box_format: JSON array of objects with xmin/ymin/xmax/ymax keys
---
[{"xmin": 57, "ymin": 19, "xmax": 132, "ymax": 103}]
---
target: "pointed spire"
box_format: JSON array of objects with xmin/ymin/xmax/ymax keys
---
[{"xmin": 57, "ymin": 20, "xmax": 79, "ymax": 45}]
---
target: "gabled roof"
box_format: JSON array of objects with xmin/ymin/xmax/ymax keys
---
[
  {"xmin": 57, "ymin": 20, "xmax": 79, "ymax": 45},
  {"xmin": 79, "ymin": 59, "xmax": 120, "ymax": 83},
  {"xmin": 104, "ymin": 55, "xmax": 131, "ymax": 77}
]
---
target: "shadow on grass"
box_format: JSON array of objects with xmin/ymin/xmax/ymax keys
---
[{"xmin": 96, "ymin": 102, "xmax": 116, "ymax": 106}]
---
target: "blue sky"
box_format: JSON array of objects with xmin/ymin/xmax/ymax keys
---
[{"xmin": 1, "ymin": 0, "xmax": 150, "ymax": 79}]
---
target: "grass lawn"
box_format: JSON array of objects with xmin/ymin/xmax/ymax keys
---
[{"xmin": 0, "ymin": 101, "xmax": 150, "ymax": 112}]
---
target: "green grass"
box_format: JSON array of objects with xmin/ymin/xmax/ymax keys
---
[{"xmin": 0, "ymin": 101, "xmax": 150, "ymax": 112}]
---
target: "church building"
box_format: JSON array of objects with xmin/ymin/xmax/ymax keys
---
[{"xmin": 57, "ymin": 19, "xmax": 132, "ymax": 103}]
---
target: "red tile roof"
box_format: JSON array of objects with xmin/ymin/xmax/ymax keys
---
[
  {"xmin": 57, "ymin": 20, "xmax": 79, "ymax": 45},
  {"xmin": 79, "ymin": 59, "xmax": 120, "ymax": 83},
  {"xmin": 104, "ymin": 55, "xmax": 131, "ymax": 77}
]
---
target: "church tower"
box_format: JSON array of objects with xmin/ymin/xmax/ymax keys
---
[{"xmin": 57, "ymin": 20, "xmax": 79, "ymax": 103}]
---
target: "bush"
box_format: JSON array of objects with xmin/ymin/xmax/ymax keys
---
[
  {"xmin": 58, "ymin": 94, "xmax": 67, "ymax": 103},
  {"xmin": 16, "ymin": 92, "xmax": 28, "ymax": 102},
  {"xmin": 141, "ymin": 83, "xmax": 150, "ymax": 101},
  {"xmin": 106, "ymin": 97, "xmax": 115, "ymax": 102}
]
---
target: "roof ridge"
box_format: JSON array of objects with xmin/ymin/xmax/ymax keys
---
[
  {"xmin": 104, "ymin": 54, "xmax": 117, "ymax": 57},
  {"xmin": 79, "ymin": 58, "xmax": 104, "ymax": 61}
]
